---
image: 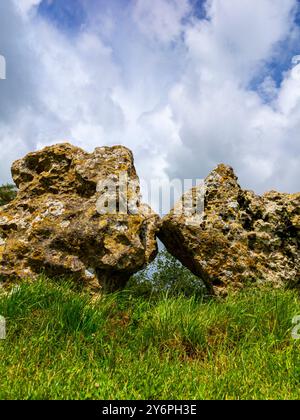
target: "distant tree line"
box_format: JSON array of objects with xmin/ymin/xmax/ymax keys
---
[{"xmin": 0, "ymin": 184, "xmax": 17, "ymax": 206}]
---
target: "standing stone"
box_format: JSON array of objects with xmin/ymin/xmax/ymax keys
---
[
  {"xmin": 159, "ymin": 164, "xmax": 300, "ymax": 295},
  {"xmin": 0, "ymin": 143, "xmax": 159, "ymax": 292}
]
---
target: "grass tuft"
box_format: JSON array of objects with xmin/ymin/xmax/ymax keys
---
[{"xmin": 0, "ymin": 278, "xmax": 300, "ymax": 399}]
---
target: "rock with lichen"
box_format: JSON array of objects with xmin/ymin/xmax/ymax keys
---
[
  {"xmin": 159, "ymin": 164, "xmax": 300, "ymax": 295},
  {"xmin": 0, "ymin": 143, "xmax": 159, "ymax": 292}
]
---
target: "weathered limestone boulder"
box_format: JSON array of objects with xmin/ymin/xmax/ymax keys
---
[
  {"xmin": 159, "ymin": 164, "xmax": 300, "ymax": 294},
  {"xmin": 0, "ymin": 143, "xmax": 159, "ymax": 292}
]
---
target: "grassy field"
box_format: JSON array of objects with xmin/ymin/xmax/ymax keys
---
[{"xmin": 0, "ymin": 277, "xmax": 300, "ymax": 400}]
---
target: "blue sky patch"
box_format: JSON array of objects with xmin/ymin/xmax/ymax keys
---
[
  {"xmin": 191, "ymin": 0, "xmax": 207, "ymax": 20},
  {"xmin": 37, "ymin": 0, "xmax": 87, "ymax": 33}
]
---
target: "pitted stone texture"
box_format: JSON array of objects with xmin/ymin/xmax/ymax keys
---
[
  {"xmin": 159, "ymin": 164, "xmax": 300, "ymax": 295},
  {"xmin": 0, "ymin": 143, "xmax": 159, "ymax": 292}
]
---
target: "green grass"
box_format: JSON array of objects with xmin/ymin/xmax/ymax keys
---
[{"xmin": 1, "ymin": 278, "xmax": 300, "ymax": 399}]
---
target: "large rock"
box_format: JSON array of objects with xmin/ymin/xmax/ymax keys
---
[
  {"xmin": 159, "ymin": 164, "xmax": 300, "ymax": 294},
  {"xmin": 0, "ymin": 143, "xmax": 159, "ymax": 292}
]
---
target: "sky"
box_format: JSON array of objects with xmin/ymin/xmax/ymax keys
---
[{"xmin": 0, "ymin": 0, "xmax": 300, "ymax": 210}]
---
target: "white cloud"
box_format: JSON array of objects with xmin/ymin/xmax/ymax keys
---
[
  {"xmin": 278, "ymin": 61, "xmax": 300, "ymax": 114},
  {"xmin": 132, "ymin": 0, "xmax": 191, "ymax": 43},
  {"xmin": 0, "ymin": 0, "xmax": 299, "ymax": 200},
  {"xmin": 13, "ymin": 0, "xmax": 41, "ymax": 17},
  {"xmin": 162, "ymin": 0, "xmax": 300, "ymax": 193},
  {"xmin": 183, "ymin": 0, "xmax": 296, "ymax": 86}
]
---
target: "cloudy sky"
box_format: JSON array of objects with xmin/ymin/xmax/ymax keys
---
[{"xmin": 0, "ymin": 0, "xmax": 300, "ymax": 203}]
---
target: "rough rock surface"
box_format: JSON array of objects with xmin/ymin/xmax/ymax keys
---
[
  {"xmin": 159, "ymin": 164, "xmax": 300, "ymax": 294},
  {"xmin": 0, "ymin": 143, "xmax": 159, "ymax": 292}
]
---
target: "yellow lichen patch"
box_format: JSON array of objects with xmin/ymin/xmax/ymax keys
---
[
  {"xmin": 0, "ymin": 143, "xmax": 160, "ymax": 292},
  {"xmin": 0, "ymin": 245, "xmax": 4, "ymax": 261},
  {"xmin": 159, "ymin": 163, "xmax": 300, "ymax": 294}
]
